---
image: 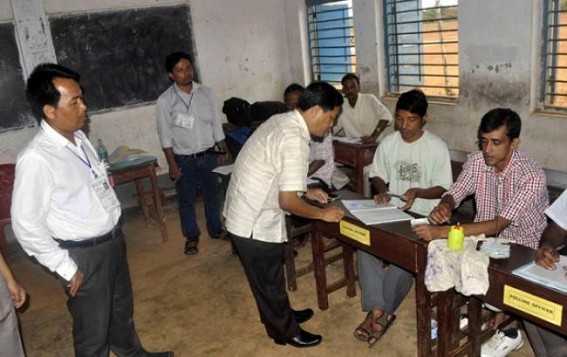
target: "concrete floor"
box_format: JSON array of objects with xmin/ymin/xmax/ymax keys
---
[{"xmin": 5, "ymin": 200, "xmax": 536, "ymax": 356}]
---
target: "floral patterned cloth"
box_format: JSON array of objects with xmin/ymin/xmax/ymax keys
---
[{"xmin": 425, "ymin": 235, "xmax": 489, "ymax": 296}]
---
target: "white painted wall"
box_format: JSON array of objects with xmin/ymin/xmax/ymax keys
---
[
  {"xmin": 2, "ymin": 0, "xmax": 567, "ymax": 176},
  {"xmin": 0, "ymin": 0, "xmax": 295, "ymax": 170}
]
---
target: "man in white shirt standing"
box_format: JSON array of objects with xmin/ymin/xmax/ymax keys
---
[
  {"xmin": 334, "ymin": 73, "xmax": 392, "ymax": 143},
  {"xmin": 224, "ymin": 82, "xmax": 345, "ymax": 348},
  {"xmin": 11, "ymin": 64, "xmax": 172, "ymax": 357}
]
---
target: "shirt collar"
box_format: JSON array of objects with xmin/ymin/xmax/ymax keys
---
[
  {"xmin": 173, "ymin": 81, "xmax": 200, "ymax": 95},
  {"xmin": 291, "ymin": 109, "xmax": 311, "ymax": 143},
  {"xmin": 40, "ymin": 120, "xmax": 86, "ymax": 149}
]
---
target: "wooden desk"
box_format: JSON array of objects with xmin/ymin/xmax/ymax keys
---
[
  {"xmin": 311, "ymin": 190, "xmax": 446, "ymax": 356},
  {"xmin": 459, "ymin": 245, "xmax": 567, "ymax": 353},
  {"xmin": 333, "ymin": 141, "xmax": 377, "ymax": 195},
  {"xmin": 109, "ymin": 160, "xmax": 168, "ymax": 242}
]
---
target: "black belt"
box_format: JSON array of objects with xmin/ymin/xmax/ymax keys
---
[
  {"xmin": 177, "ymin": 147, "xmax": 215, "ymax": 159},
  {"xmin": 54, "ymin": 224, "xmax": 122, "ymax": 249}
]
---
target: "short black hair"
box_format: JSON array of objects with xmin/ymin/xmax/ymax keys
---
[
  {"xmin": 341, "ymin": 73, "xmax": 360, "ymax": 86},
  {"xmin": 296, "ymin": 81, "xmax": 343, "ymax": 112},
  {"xmin": 165, "ymin": 51, "xmax": 192, "ymax": 73},
  {"xmin": 396, "ymin": 89, "xmax": 428, "ymax": 118},
  {"xmin": 478, "ymin": 108, "xmax": 521, "ymax": 140},
  {"xmin": 284, "ymin": 83, "xmax": 304, "ymax": 97},
  {"xmin": 25, "ymin": 63, "xmax": 81, "ymax": 124}
]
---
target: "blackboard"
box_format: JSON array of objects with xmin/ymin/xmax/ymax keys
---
[
  {"xmin": 50, "ymin": 5, "xmax": 197, "ymax": 112},
  {"xmin": 0, "ymin": 23, "xmax": 34, "ymax": 133}
]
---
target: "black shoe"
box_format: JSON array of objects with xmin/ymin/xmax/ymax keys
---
[
  {"xmin": 274, "ymin": 328, "xmax": 322, "ymax": 348},
  {"xmin": 184, "ymin": 241, "xmax": 199, "ymax": 255},
  {"xmin": 293, "ymin": 308, "xmax": 314, "ymax": 323},
  {"xmin": 211, "ymin": 230, "xmax": 229, "ymax": 241},
  {"xmin": 144, "ymin": 351, "xmax": 174, "ymax": 357}
]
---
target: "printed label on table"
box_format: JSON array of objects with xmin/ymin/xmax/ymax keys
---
[
  {"xmin": 340, "ymin": 220, "xmax": 370, "ymax": 246},
  {"xmin": 503, "ymin": 285, "xmax": 563, "ymax": 326}
]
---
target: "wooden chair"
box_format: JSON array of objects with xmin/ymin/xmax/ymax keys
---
[
  {"xmin": 0, "ymin": 164, "xmax": 16, "ymax": 257},
  {"xmin": 284, "ymin": 215, "xmax": 344, "ymax": 291}
]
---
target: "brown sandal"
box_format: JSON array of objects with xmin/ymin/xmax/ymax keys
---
[
  {"xmin": 366, "ymin": 314, "xmax": 396, "ymax": 348},
  {"xmin": 353, "ymin": 312, "xmax": 374, "ymax": 342}
]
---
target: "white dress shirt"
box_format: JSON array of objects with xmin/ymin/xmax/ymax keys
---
[
  {"xmin": 11, "ymin": 121, "xmax": 121, "ymax": 280},
  {"xmin": 335, "ymin": 93, "xmax": 392, "ymax": 138},
  {"xmin": 223, "ymin": 110, "xmax": 310, "ymax": 243}
]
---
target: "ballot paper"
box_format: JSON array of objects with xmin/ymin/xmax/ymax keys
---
[
  {"xmin": 513, "ymin": 255, "xmax": 567, "ymax": 293},
  {"xmin": 342, "ymin": 199, "xmax": 413, "ymax": 225}
]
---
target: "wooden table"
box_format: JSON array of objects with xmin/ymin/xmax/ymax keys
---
[
  {"xmin": 456, "ymin": 244, "xmax": 567, "ymax": 354},
  {"xmin": 109, "ymin": 160, "xmax": 168, "ymax": 242},
  {"xmin": 333, "ymin": 140, "xmax": 377, "ymax": 195},
  {"xmin": 310, "ymin": 190, "xmax": 451, "ymax": 356}
]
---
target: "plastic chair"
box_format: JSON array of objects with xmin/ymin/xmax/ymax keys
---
[{"xmin": 0, "ymin": 163, "xmax": 16, "ymax": 257}]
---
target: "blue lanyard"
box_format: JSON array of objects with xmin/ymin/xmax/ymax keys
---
[
  {"xmin": 175, "ymin": 89, "xmax": 194, "ymax": 112},
  {"xmin": 67, "ymin": 144, "xmax": 98, "ymax": 178}
]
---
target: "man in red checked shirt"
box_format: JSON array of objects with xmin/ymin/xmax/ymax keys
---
[{"xmin": 413, "ymin": 108, "xmax": 549, "ymax": 355}]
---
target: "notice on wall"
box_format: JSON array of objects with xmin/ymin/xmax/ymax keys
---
[{"xmin": 503, "ymin": 285, "xmax": 563, "ymax": 326}]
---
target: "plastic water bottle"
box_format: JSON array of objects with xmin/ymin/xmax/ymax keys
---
[
  {"xmin": 97, "ymin": 138, "xmax": 109, "ymax": 165},
  {"xmin": 447, "ymin": 222, "xmax": 464, "ymax": 250}
]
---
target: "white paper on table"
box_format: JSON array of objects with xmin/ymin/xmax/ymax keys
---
[
  {"xmin": 513, "ymin": 255, "xmax": 567, "ymax": 293},
  {"xmin": 212, "ymin": 164, "xmax": 234, "ymax": 176}
]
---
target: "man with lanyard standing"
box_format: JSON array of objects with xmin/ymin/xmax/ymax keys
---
[
  {"xmin": 11, "ymin": 64, "xmax": 172, "ymax": 356},
  {"xmin": 156, "ymin": 51, "xmax": 229, "ymax": 255}
]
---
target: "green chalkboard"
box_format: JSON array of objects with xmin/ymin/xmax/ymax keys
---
[{"xmin": 50, "ymin": 5, "xmax": 197, "ymax": 112}]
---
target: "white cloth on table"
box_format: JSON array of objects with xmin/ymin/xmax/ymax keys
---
[{"xmin": 425, "ymin": 235, "xmax": 489, "ymax": 296}]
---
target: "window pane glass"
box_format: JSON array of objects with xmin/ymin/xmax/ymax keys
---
[
  {"xmin": 307, "ymin": 0, "xmax": 356, "ymax": 86},
  {"xmin": 543, "ymin": 0, "xmax": 567, "ymax": 109},
  {"xmin": 384, "ymin": 0, "xmax": 459, "ymax": 98}
]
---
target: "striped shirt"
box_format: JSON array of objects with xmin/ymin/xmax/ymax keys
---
[
  {"xmin": 309, "ymin": 135, "xmax": 334, "ymax": 187},
  {"xmin": 447, "ymin": 150, "xmax": 548, "ymax": 248},
  {"xmin": 223, "ymin": 110, "xmax": 310, "ymax": 243}
]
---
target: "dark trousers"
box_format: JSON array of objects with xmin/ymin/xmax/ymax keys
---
[
  {"xmin": 231, "ymin": 233, "xmax": 300, "ymax": 341},
  {"xmin": 175, "ymin": 154, "xmax": 222, "ymax": 241},
  {"xmin": 524, "ymin": 320, "xmax": 567, "ymax": 357},
  {"xmin": 65, "ymin": 229, "xmax": 144, "ymax": 357}
]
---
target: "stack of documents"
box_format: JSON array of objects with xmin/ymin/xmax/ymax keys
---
[
  {"xmin": 513, "ymin": 255, "xmax": 567, "ymax": 293},
  {"xmin": 342, "ymin": 199, "xmax": 413, "ymax": 225},
  {"xmin": 479, "ymin": 240, "xmax": 511, "ymax": 259}
]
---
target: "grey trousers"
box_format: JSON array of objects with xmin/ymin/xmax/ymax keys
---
[
  {"xmin": 524, "ymin": 320, "xmax": 567, "ymax": 357},
  {"xmin": 65, "ymin": 230, "xmax": 145, "ymax": 357},
  {"xmin": 357, "ymin": 249, "xmax": 413, "ymax": 314},
  {"xmin": 0, "ymin": 276, "xmax": 24, "ymax": 357}
]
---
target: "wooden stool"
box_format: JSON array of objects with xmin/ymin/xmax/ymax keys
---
[{"xmin": 284, "ymin": 215, "xmax": 347, "ymax": 291}]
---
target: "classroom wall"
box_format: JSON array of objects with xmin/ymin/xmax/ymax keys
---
[
  {"xmin": 1, "ymin": 0, "xmax": 567, "ymax": 179},
  {"xmin": 0, "ymin": 0, "xmax": 296, "ymax": 170}
]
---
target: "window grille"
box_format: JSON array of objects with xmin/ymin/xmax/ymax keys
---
[
  {"xmin": 384, "ymin": 0, "xmax": 459, "ymax": 98},
  {"xmin": 307, "ymin": 0, "xmax": 356, "ymax": 86},
  {"xmin": 542, "ymin": 0, "xmax": 567, "ymax": 109}
]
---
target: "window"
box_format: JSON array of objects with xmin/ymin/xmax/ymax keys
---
[
  {"xmin": 542, "ymin": 0, "xmax": 567, "ymax": 109},
  {"xmin": 307, "ymin": 0, "xmax": 356, "ymax": 86},
  {"xmin": 384, "ymin": 0, "xmax": 459, "ymax": 98}
]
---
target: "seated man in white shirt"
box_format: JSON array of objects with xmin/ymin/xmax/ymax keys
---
[
  {"xmin": 333, "ymin": 73, "xmax": 392, "ymax": 144},
  {"xmin": 354, "ymin": 89, "xmax": 452, "ymax": 348}
]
